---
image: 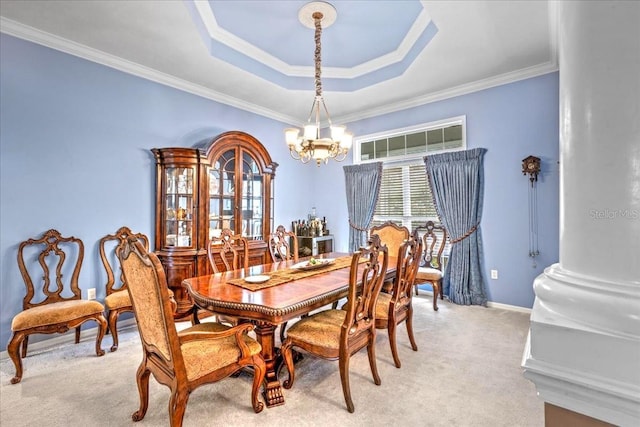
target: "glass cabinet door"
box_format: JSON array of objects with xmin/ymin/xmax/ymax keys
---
[
  {"xmin": 241, "ymin": 152, "xmax": 264, "ymax": 240},
  {"xmin": 208, "ymin": 148, "xmax": 267, "ymax": 240},
  {"xmin": 165, "ymin": 166, "xmax": 195, "ymax": 247}
]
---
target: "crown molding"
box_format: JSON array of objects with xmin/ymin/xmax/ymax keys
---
[
  {"xmin": 339, "ymin": 60, "xmax": 559, "ymax": 124},
  {"xmin": 1, "ymin": 15, "xmax": 558, "ymax": 128}
]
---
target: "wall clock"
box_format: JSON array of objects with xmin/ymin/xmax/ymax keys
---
[
  {"xmin": 522, "ymin": 155, "xmax": 541, "ymax": 266},
  {"xmin": 522, "ymin": 155, "xmax": 541, "ymax": 185}
]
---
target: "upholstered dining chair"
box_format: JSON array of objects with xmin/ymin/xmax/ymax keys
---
[
  {"xmin": 370, "ymin": 221, "xmax": 409, "ymax": 292},
  {"xmin": 7, "ymin": 229, "xmax": 107, "ymax": 384},
  {"xmin": 414, "ymin": 221, "xmax": 449, "ymax": 311},
  {"xmin": 281, "ymin": 234, "xmax": 389, "ymax": 413},
  {"xmin": 118, "ymin": 236, "xmax": 266, "ymax": 426},
  {"xmin": 375, "ymin": 233, "xmax": 423, "ymax": 368},
  {"xmin": 99, "ymin": 226, "xmax": 149, "ymax": 352}
]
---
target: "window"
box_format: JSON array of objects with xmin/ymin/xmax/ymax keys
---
[{"xmin": 354, "ymin": 116, "xmax": 466, "ymax": 230}]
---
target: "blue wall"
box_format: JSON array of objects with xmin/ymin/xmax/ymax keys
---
[{"xmin": 0, "ymin": 33, "xmax": 559, "ymax": 351}]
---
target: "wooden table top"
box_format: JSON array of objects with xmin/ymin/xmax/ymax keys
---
[{"xmin": 182, "ymin": 252, "xmax": 396, "ymax": 325}]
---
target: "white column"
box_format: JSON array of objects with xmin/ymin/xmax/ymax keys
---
[{"xmin": 523, "ymin": 1, "xmax": 640, "ymax": 425}]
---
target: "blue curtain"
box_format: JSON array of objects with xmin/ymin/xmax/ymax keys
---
[
  {"xmin": 344, "ymin": 162, "xmax": 383, "ymax": 252},
  {"xmin": 424, "ymin": 148, "xmax": 488, "ymax": 305}
]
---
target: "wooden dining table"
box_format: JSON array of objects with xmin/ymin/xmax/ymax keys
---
[{"xmin": 182, "ymin": 251, "xmax": 396, "ymax": 408}]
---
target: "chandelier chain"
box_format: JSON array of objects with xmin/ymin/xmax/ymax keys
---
[{"xmin": 313, "ymin": 12, "xmax": 323, "ymax": 98}]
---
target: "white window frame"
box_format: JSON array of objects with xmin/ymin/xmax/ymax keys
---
[
  {"xmin": 353, "ymin": 116, "xmax": 467, "ymax": 230},
  {"xmin": 352, "ymin": 115, "xmax": 467, "ymax": 165}
]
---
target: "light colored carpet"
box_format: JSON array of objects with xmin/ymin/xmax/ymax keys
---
[{"xmin": 0, "ymin": 295, "xmax": 543, "ymax": 426}]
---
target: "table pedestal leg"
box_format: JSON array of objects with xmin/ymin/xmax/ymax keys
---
[{"xmin": 254, "ymin": 322, "xmax": 285, "ymax": 407}]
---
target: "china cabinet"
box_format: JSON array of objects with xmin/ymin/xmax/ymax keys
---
[{"xmin": 152, "ymin": 131, "xmax": 277, "ymax": 320}]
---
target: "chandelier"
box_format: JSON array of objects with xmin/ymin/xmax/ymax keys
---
[{"xmin": 285, "ymin": 2, "xmax": 353, "ymax": 166}]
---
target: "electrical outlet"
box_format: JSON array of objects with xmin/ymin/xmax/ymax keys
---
[
  {"xmin": 490, "ymin": 270, "xmax": 498, "ymax": 280},
  {"xmin": 87, "ymin": 288, "xmax": 96, "ymax": 300}
]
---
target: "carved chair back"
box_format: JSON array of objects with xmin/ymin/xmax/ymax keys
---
[
  {"xmin": 342, "ymin": 233, "xmax": 389, "ymax": 347},
  {"xmin": 391, "ymin": 234, "xmax": 423, "ymax": 306},
  {"xmin": 17, "ymin": 229, "xmax": 84, "ymax": 309},
  {"xmin": 267, "ymin": 225, "xmax": 298, "ymax": 263},
  {"xmin": 99, "ymin": 226, "xmax": 149, "ymax": 296},
  {"xmin": 207, "ymin": 228, "xmax": 249, "ymax": 273},
  {"xmin": 416, "ymin": 221, "xmax": 448, "ymax": 271}
]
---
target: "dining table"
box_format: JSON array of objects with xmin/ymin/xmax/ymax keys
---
[{"xmin": 182, "ymin": 251, "xmax": 396, "ymax": 408}]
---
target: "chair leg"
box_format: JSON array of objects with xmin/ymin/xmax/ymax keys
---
[
  {"xmin": 7, "ymin": 331, "xmax": 26, "ymax": 384},
  {"xmin": 94, "ymin": 315, "xmax": 107, "ymax": 357},
  {"xmin": 439, "ymin": 279, "xmax": 444, "ymax": 299},
  {"xmin": 20, "ymin": 335, "xmax": 29, "ymax": 358},
  {"xmin": 367, "ymin": 335, "xmax": 381, "ymax": 386},
  {"xmin": 414, "ymin": 284, "xmax": 419, "ymax": 296},
  {"xmin": 132, "ymin": 360, "xmax": 151, "ymax": 422},
  {"xmin": 338, "ymin": 353, "xmax": 355, "ymax": 413},
  {"xmin": 168, "ymin": 388, "xmax": 189, "ymax": 427},
  {"xmin": 405, "ymin": 306, "xmax": 418, "ymax": 351},
  {"xmin": 251, "ymin": 355, "xmax": 266, "ymax": 413},
  {"xmin": 388, "ymin": 321, "xmax": 401, "ymax": 369},
  {"xmin": 75, "ymin": 326, "xmax": 81, "ymax": 344},
  {"xmin": 108, "ymin": 310, "xmax": 120, "ymax": 352},
  {"xmin": 431, "ymin": 281, "xmax": 440, "ymax": 311},
  {"xmin": 281, "ymin": 340, "xmax": 296, "ymax": 389}
]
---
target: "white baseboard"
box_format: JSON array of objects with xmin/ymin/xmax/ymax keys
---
[
  {"xmin": 487, "ymin": 301, "xmax": 532, "ymax": 314},
  {"xmin": 416, "ymin": 285, "xmax": 532, "ymax": 314}
]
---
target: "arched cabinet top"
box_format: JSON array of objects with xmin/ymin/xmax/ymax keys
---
[{"xmin": 205, "ymin": 131, "xmax": 278, "ymax": 176}]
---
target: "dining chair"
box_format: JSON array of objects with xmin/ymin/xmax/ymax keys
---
[
  {"xmin": 118, "ymin": 236, "xmax": 266, "ymax": 426},
  {"xmin": 375, "ymin": 233, "xmax": 423, "ymax": 368},
  {"xmin": 281, "ymin": 234, "xmax": 389, "ymax": 413},
  {"xmin": 7, "ymin": 229, "xmax": 107, "ymax": 384},
  {"xmin": 370, "ymin": 221, "xmax": 410, "ymax": 292},
  {"xmin": 99, "ymin": 226, "xmax": 149, "ymax": 352},
  {"xmin": 206, "ymin": 228, "xmax": 249, "ymax": 325},
  {"xmin": 414, "ymin": 221, "xmax": 448, "ymax": 311}
]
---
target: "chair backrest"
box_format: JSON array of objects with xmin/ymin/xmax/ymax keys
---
[
  {"xmin": 391, "ymin": 233, "xmax": 423, "ymax": 303},
  {"xmin": 118, "ymin": 237, "xmax": 185, "ymax": 378},
  {"xmin": 267, "ymin": 225, "xmax": 298, "ymax": 263},
  {"xmin": 342, "ymin": 233, "xmax": 389, "ymax": 340},
  {"xmin": 99, "ymin": 226, "xmax": 149, "ymax": 296},
  {"xmin": 17, "ymin": 229, "xmax": 84, "ymax": 310},
  {"xmin": 369, "ymin": 221, "xmax": 409, "ymax": 263},
  {"xmin": 415, "ymin": 221, "xmax": 448, "ymax": 270},
  {"xmin": 207, "ymin": 228, "xmax": 249, "ymax": 273}
]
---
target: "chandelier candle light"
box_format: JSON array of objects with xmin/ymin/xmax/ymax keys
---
[{"xmin": 285, "ymin": 2, "xmax": 353, "ymax": 166}]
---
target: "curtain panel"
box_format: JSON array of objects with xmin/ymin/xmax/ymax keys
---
[
  {"xmin": 344, "ymin": 162, "xmax": 383, "ymax": 252},
  {"xmin": 424, "ymin": 148, "xmax": 488, "ymax": 305}
]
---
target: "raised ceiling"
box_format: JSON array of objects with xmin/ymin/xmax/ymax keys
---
[{"xmin": 0, "ymin": 0, "xmax": 557, "ymax": 125}]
